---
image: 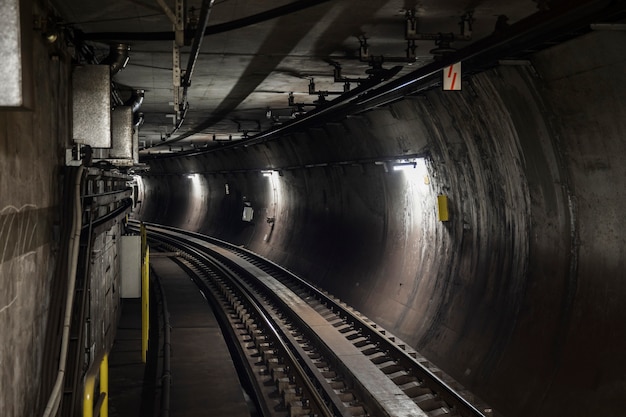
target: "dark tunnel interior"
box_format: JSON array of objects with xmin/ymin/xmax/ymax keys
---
[
  {"xmin": 2, "ymin": 1, "xmax": 626, "ymax": 416},
  {"xmin": 135, "ymin": 29, "xmax": 626, "ymax": 417}
]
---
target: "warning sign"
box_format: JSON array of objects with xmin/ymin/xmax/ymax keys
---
[{"xmin": 443, "ymin": 62, "xmax": 461, "ymax": 91}]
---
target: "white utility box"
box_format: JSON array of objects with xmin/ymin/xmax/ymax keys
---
[{"xmin": 120, "ymin": 235, "xmax": 141, "ymax": 298}]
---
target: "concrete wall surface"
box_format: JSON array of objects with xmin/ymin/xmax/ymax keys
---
[
  {"xmin": 138, "ymin": 30, "xmax": 626, "ymax": 417},
  {"xmin": 0, "ymin": 3, "xmax": 125, "ymax": 415},
  {"xmin": 0, "ymin": 2, "xmax": 70, "ymax": 414}
]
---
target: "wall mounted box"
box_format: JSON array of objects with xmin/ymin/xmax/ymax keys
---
[
  {"xmin": 120, "ymin": 235, "xmax": 141, "ymax": 298},
  {"xmin": 110, "ymin": 106, "xmax": 133, "ymax": 157},
  {"xmin": 92, "ymin": 106, "xmax": 139, "ymax": 166},
  {"xmin": 92, "ymin": 106, "xmax": 135, "ymax": 166},
  {"xmin": 437, "ymin": 195, "xmax": 450, "ymax": 222},
  {"xmin": 242, "ymin": 206, "xmax": 254, "ymax": 222},
  {"xmin": 110, "ymin": 106, "xmax": 134, "ymax": 160},
  {"xmin": 72, "ymin": 65, "xmax": 111, "ymax": 147},
  {"xmin": 0, "ymin": 0, "xmax": 33, "ymax": 108}
]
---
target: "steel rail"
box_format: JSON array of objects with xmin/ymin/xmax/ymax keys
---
[
  {"xmin": 137, "ymin": 226, "xmax": 337, "ymax": 417},
  {"xmin": 129, "ymin": 220, "xmax": 489, "ymax": 416},
  {"xmin": 174, "ymin": 238, "xmax": 396, "ymax": 417},
  {"xmin": 168, "ymin": 257, "xmax": 273, "ymax": 417},
  {"xmin": 150, "ymin": 267, "xmax": 171, "ymax": 417}
]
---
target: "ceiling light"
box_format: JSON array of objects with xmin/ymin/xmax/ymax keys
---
[{"xmin": 392, "ymin": 162, "xmax": 417, "ymax": 171}]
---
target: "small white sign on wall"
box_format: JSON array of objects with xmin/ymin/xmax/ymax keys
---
[
  {"xmin": 242, "ymin": 204, "xmax": 254, "ymax": 222},
  {"xmin": 443, "ymin": 62, "xmax": 462, "ymax": 91},
  {"xmin": 120, "ymin": 235, "xmax": 141, "ymax": 298}
]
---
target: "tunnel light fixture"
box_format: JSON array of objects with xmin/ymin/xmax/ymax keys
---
[
  {"xmin": 261, "ymin": 170, "xmax": 273, "ymax": 177},
  {"xmin": 187, "ymin": 173, "xmax": 201, "ymax": 184},
  {"xmin": 187, "ymin": 173, "xmax": 201, "ymax": 192},
  {"xmin": 391, "ymin": 158, "xmax": 431, "ymax": 191},
  {"xmin": 392, "ymin": 161, "xmax": 417, "ymax": 171}
]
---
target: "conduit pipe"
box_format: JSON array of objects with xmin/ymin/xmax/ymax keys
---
[
  {"xmin": 81, "ymin": 0, "xmax": 334, "ymax": 41},
  {"xmin": 101, "ymin": 43, "xmax": 130, "ymax": 75},
  {"xmin": 174, "ymin": 0, "xmax": 215, "ymax": 134},
  {"xmin": 148, "ymin": 0, "xmax": 617, "ymax": 156},
  {"xmin": 156, "ymin": 0, "xmax": 177, "ymax": 26},
  {"xmin": 125, "ymin": 89, "xmax": 144, "ymax": 113},
  {"xmin": 123, "ymin": 89, "xmax": 145, "ymax": 127},
  {"xmin": 42, "ymin": 165, "xmax": 85, "ymax": 417},
  {"xmin": 182, "ymin": 0, "xmax": 215, "ymax": 89}
]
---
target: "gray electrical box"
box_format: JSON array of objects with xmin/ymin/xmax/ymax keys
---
[
  {"xmin": 0, "ymin": 0, "xmax": 33, "ymax": 108},
  {"xmin": 92, "ymin": 106, "xmax": 137, "ymax": 166},
  {"xmin": 72, "ymin": 65, "xmax": 111, "ymax": 147},
  {"xmin": 120, "ymin": 235, "xmax": 141, "ymax": 298},
  {"xmin": 110, "ymin": 106, "xmax": 134, "ymax": 160}
]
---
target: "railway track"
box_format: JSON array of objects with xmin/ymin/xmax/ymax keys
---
[{"xmin": 128, "ymin": 221, "xmax": 493, "ymax": 417}]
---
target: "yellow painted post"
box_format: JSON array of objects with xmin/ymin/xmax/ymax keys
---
[
  {"xmin": 84, "ymin": 353, "xmax": 108, "ymax": 417},
  {"xmin": 140, "ymin": 223, "xmax": 147, "ymax": 259},
  {"xmin": 83, "ymin": 375, "xmax": 95, "ymax": 417},
  {"xmin": 99, "ymin": 353, "xmax": 109, "ymax": 417},
  {"xmin": 141, "ymin": 245, "xmax": 150, "ymax": 363}
]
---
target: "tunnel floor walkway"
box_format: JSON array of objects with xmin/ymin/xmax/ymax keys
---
[{"xmin": 108, "ymin": 255, "xmax": 251, "ymax": 417}]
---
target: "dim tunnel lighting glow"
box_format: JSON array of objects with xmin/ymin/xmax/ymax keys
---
[
  {"xmin": 131, "ymin": 175, "xmax": 144, "ymax": 211},
  {"xmin": 186, "ymin": 173, "xmax": 201, "ymax": 192},
  {"xmin": 263, "ymin": 169, "xmax": 282, "ymax": 242},
  {"xmin": 393, "ymin": 158, "xmax": 430, "ymax": 189},
  {"xmin": 392, "ymin": 162, "xmax": 417, "ymax": 171},
  {"xmin": 132, "ymin": 175, "xmax": 143, "ymax": 187}
]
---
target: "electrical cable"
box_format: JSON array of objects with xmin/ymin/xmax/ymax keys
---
[
  {"xmin": 41, "ymin": 166, "xmax": 84, "ymax": 417},
  {"xmin": 65, "ymin": 13, "xmax": 164, "ymax": 25},
  {"xmin": 80, "ymin": 0, "xmax": 333, "ymax": 41}
]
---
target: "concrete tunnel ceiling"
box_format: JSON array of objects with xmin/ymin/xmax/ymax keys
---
[
  {"xmin": 55, "ymin": 1, "xmax": 626, "ymax": 417},
  {"xmin": 55, "ymin": 0, "xmax": 539, "ymax": 152}
]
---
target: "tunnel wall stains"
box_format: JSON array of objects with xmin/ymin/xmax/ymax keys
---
[
  {"xmin": 0, "ymin": 10, "xmax": 71, "ymax": 416},
  {"xmin": 138, "ymin": 30, "xmax": 626, "ymax": 417}
]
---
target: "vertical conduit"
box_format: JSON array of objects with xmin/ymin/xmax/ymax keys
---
[{"xmin": 42, "ymin": 166, "xmax": 85, "ymax": 417}]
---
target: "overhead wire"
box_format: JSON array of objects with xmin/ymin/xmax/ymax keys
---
[
  {"xmin": 65, "ymin": 13, "xmax": 164, "ymax": 25},
  {"xmin": 80, "ymin": 0, "xmax": 334, "ymax": 41}
]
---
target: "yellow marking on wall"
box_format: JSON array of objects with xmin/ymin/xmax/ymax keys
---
[{"xmin": 437, "ymin": 195, "xmax": 449, "ymax": 222}]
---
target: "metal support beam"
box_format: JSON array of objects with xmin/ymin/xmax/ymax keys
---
[{"xmin": 155, "ymin": 0, "xmax": 177, "ymax": 26}]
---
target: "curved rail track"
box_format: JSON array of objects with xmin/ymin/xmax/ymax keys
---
[{"xmin": 128, "ymin": 221, "xmax": 494, "ymax": 417}]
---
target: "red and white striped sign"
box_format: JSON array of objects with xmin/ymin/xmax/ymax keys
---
[{"xmin": 443, "ymin": 62, "xmax": 461, "ymax": 91}]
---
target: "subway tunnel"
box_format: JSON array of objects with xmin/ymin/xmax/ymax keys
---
[
  {"xmin": 137, "ymin": 34, "xmax": 626, "ymax": 416},
  {"xmin": 1, "ymin": 1, "xmax": 625, "ymax": 417}
]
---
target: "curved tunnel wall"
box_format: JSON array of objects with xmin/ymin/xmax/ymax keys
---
[{"xmin": 138, "ymin": 30, "xmax": 626, "ymax": 417}]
